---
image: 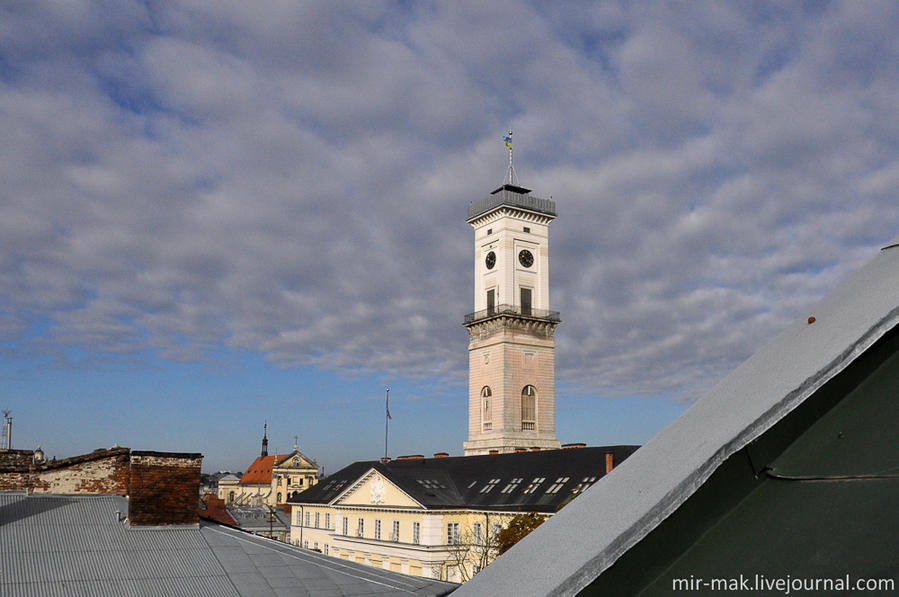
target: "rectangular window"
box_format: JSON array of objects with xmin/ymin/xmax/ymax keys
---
[
  {"xmin": 392, "ymin": 520, "xmax": 400, "ymax": 542},
  {"xmin": 473, "ymin": 522, "xmax": 482, "ymax": 542},
  {"xmin": 480, "ymin": 478, "xmax": 501, "ymax": 493},
  {"xmin": 523, "ymin": 226, "xmax": 530, "ymax": 233},
  {"xmin": 523, "ymin": 477, "xmax": 546, "ymax": 494},
  {"xmin": 313, "ymin": 541, "xmax": 319, "ymax": 550},
  {"xmin": 357, "ymin": 518, "xmax": 364, "ymax": 537},
  {"xmin": 447, "ymin": 522, "xmax": 460, "ymax": 544},
  {"xmin": 520, "ymin": 287, "xmax": 532, "ymax": 316},
  {"xmin": 342, "ymin": 516, "xmax": 348, "ymax": 535},
  {"xmin": 486, "ymin": 288, "xmax": 495, "ymax": 315},
  {"xmin": 296, "ymin": 511, "xmax": 302, "ymax": 525},
  {"xmin": 324, "ymin": 544, "xmax": 329, "ymax": 556},
  {"xmin": 304, "ymin": 540, "xmax": 309, "ymax": 548},
  {"xmin": 375, "ymin": 519, "xmax": 381, "ymax": 540},
  {"xmin": 325, "ymin": 513, "xmax": 331, "ymax": 530},
  {"xmin": 501, "ymin": 478, "xmax": 523, "ymax": 493},
  {"xmin": 305, "ymin": 512, "xmax": 310, "ymax": 527},
  {"xmin": 413, "ymin": 522, "xmax": 421, "ymax": 545},
  {"xmin": 314, "ymin": 512, "xmax": 320, "ymax": 528}
]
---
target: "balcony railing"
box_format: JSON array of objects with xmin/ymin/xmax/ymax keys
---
[{"xmin": 464, "ymin": 304, "xmax": 561, "ymax": 325}]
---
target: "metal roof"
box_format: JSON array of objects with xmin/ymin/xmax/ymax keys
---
[
  {"xmin": 0, "ymin": 492, "xmax": 456, "ymax": 596},
  {"xmin": 454, "ymin": 238, "xmax": 899, "ymax": 596},
  {"xmin": 466, "ymin": 186, "xmax": 557, "ymax": 222}
]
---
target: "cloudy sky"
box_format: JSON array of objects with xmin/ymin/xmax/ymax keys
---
[{"xmin": 2, "ymin": 1, "xmax": 897, "ymax": 473}]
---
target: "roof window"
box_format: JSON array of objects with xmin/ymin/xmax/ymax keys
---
[
  {"xmin": 522, "ymin": 477, "xmax": 546, "ymax": 494},
  {"xmin": 546, "ymin": 477, "xmax": 570, "ymax": 494},
  {"xmin": 501, "ymin": 478, "xmax": 523, "ymax": 493},
  {"xmin": 480, "ymin": 478, "xmax": 501, "ymax": 493}
]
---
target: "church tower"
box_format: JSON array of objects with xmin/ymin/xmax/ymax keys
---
[{"xmin": 463, "ymin": 181, "xmax": 562, "ymax": 455}]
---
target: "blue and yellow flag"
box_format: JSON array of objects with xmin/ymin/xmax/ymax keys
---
[{"xmin": 503, "ymin": 131, "xmax": 513, "ymax": 149}]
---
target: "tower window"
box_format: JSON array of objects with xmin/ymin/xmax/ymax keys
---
[
  {"xmin": 482, "ymin": 386, "xmax": 492, "ymax": 430},
  {"xmin": 521, "ymin": 385, "xmax": 537, "ymax": 431},
  {"xmin": 520, "ymin": 288, "xmax": 532, "ymax": 316},
  {"xmin": 486, "ymin": 288, "xmax": 495, "ymax": 315}
]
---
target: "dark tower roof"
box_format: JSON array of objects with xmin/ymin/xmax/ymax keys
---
[{"xmin": 467, "ymin": 184, "xmax": 556, "ymax": 222}]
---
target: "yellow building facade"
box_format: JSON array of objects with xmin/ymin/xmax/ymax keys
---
[{"xmin": 290, "ymin": 447, "xmax": 637, "ymax": 582}]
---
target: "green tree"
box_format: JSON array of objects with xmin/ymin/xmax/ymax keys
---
[{"xmin": 495, "ymin": 512, "xmax": 546, "ymax": 555}]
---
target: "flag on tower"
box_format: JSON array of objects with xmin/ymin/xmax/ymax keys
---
[{"xmin": 503, "ymin": 131, "xmax": 513, "ymax": 149}]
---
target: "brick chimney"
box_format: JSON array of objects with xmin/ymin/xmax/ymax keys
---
[
  {"xmin": 128, "ymin": 451, "xmax": 203, "ymax": 526},
  {"xmin": 605, "ymin": 452, "xmax": 614, "ymax": 474}
]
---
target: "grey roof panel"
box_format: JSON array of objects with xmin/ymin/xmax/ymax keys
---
[
  {"xmin": 0, "ymin": 492, "xmax": 455, "ymax": 596},
  {"xmin": 455, "ymin": 241, "xmax": 899, "ymax": 596}
]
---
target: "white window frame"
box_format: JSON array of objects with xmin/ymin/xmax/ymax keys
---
[{"xmin": 447, "ymin": 522, "xmax": 460, "ymax": 544}]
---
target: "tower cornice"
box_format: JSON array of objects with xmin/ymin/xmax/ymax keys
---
[{"xmin": 467, "ymin": 187, "xmax": 557, "ymax": 223}]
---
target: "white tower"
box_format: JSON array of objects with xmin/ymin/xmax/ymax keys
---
[{"xmin": 463, "ymin": 183, "xmax": 561, "ymax": 455}]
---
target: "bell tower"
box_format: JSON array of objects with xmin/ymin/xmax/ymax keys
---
[{"xmin": 462, "ymin": 183, "xmax": 561, "ymax": 455}]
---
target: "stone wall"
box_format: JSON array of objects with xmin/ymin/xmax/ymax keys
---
[
  {"xmin": 0, "ymin": 447, "xmax": 130, "ymax": 494},
  {"xmin": 0, "ymin": 447, "xmax": 203, "ymax": 526}
]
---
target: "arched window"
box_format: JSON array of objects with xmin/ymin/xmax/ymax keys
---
[
  {"xmin": 521, "ymin": 385, "xmax": 536, "ymax": 431},
  {"xmin": 481, "ymin": 386, "xmax": 492, "ymax": 430},
  {"xmin": 228, "ymin": 491, "xmax": 235, "ymax": 503}
]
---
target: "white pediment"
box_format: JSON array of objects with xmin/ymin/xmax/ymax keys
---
[{"xmin": 334, "ymin": 469, "xmax": 423, "ymax": 509}]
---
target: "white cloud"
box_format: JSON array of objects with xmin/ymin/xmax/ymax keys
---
[{"xmin": 1, "ymin": 0, "xmax": 897, "ymax": 404}]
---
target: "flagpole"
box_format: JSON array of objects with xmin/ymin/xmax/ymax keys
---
[
  {"xmin": 504, "ymin": 129, "xmax": 515, "ymax": 185},
  {"xmin": 384, "ymin": 387, "xmax": 390, "ymax": 461}
]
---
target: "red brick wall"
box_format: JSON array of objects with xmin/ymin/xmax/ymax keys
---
[{"xmin": 128, "ymin": 451, "xmax": 202, "ymax": 526}]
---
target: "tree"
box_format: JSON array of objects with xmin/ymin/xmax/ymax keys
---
[
  {"xmin": 444, "ymin": 514, "xmax": 502, "ymax": 582},
  {"xmin": 495, "ymin": 512, "xmax": 546, "ymax": 555}
]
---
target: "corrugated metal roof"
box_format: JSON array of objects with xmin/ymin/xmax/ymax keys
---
[{"xmin": 0, "ymin": 492, "xmax": 455, "ymax": 596}]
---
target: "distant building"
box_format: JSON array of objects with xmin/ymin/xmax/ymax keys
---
[
  {"xmin": 227, "ymin": 426, "xmax": 319, "ymax": 507},
  {"xmin": 227, "ymin": 504, "xmax": 291, "ymax": 542},
  {"xmin": 455, "ymin": 237, "xmax": 899, "ymax": 596},
  {"xmin": 289, "ymin": 445, "xmax": 637, "ymax": 582}
]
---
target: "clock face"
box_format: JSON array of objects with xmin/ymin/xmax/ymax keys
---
[
  {"xmin": 485, "ymin": 251, "xmax": 496, "ymax": 269},
  {"xmin": 518, "ymin": 249, "xmax": 534, "ymax": 268}
]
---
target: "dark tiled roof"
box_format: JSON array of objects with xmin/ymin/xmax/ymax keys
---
[{"xmin": 290, "ymin": 446, "xmax": 639, "ymax": 512}]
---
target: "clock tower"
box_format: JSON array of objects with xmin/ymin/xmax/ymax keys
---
[{"xmin": 463, "ymin": 183, "xmax": 562, "ymax": 455}]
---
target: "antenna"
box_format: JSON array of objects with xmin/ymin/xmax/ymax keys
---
[{"xmin": 2, "ymin": 410, "xmax": 11, "ymax": 450}]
